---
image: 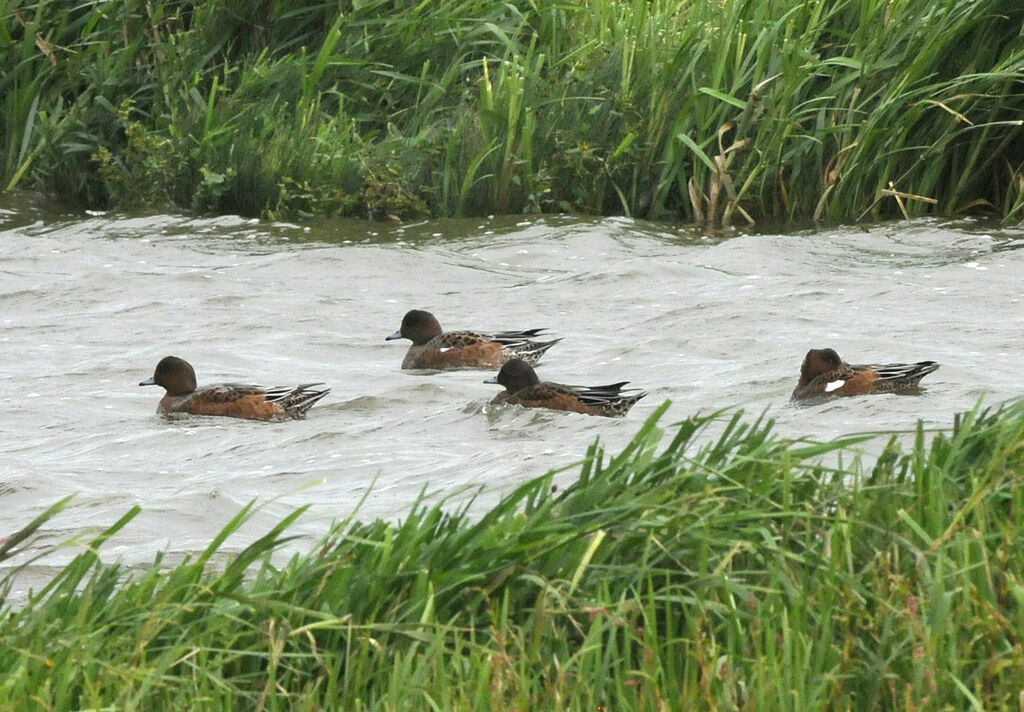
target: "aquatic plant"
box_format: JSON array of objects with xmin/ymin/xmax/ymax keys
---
[
  {"xmin": 1, "ymin": 0, "xmax": 1023, "ymax": 221},
  {"xmin": 3, "ymin": 397, "xmax": 1024, "ymax": 709}
]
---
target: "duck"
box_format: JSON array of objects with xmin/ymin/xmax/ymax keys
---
[
  {"xmin": 485, "ymin": 358, "xmax": 646, "ymax": 417},
  {"xmin": 139, "ymin": 356, "xmax": 329, "ymax": 421},
  {"xmin": 386, "ymin": 309, "xmax": 560, "ymax": 370},
  {"xmin": 791, "ymin": 347, "xmax": 939, "ymax": 402}
]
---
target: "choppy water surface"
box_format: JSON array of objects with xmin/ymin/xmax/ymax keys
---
[{"xmin": 2, "ymin": 193, "xmax": 1022, "ymax": 593}]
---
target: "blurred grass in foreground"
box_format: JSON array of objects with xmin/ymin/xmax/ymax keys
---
[{"xmin": 4, "ymin": 398, "xmax": 1024, "ymax": 709}]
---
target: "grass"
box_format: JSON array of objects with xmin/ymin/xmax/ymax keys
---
[
  {"xmin": 4, "ymin": 397, "xmax": 1024, "ymax": 710},
  {"xmin": 1, "ymin": 0, "xmax": 1023, "ymax": 223}
]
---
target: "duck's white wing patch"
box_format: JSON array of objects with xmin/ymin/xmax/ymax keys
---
[{"xmin": 825, "ymin": 379, "xmax": 845, "ymax": 392}]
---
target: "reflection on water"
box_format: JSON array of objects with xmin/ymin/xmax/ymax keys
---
[{"xmin": 1, "ymin": 191, "xmax": 1022, "ymax": 595}]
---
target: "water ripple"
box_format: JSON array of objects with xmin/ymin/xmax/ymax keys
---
[{"xmin": 1, "ymin": 206, "xmax": 1022, "ymax": 586}]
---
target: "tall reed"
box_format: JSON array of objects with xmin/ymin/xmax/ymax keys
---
[{"xmin": 1, "ymin": 0, "xmax": 1022, "ymax": 221}]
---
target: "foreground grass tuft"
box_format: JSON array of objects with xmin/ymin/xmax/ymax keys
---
[
  {"xmin": 2, "ymin": 0, "xmax": 1023, "ymax": 222},
  {"xmin": 4, "ymin": 398, "xmax": 1024, "ymax": 709}
]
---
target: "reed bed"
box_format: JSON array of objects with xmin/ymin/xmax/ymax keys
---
[
  {"xmin": 2, "ymin": 0, "xmax": 1023, "ymax": 223},
  {"xmin": 3, "ymin": 398, "xmax": 1024, "ymax": 710}
]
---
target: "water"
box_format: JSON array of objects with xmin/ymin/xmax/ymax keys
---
[{"xmin": 2, "ymin": 192, "xmax": 1022, "ymax": 594}]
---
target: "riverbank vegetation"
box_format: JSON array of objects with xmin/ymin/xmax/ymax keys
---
[
  {"xmin": 3, "ymin": 398, "xmax": 1024, "ymax": 710},
  {"xmin": 2, "ymin": 0, "xmax": 1023, "ymax": 223}
]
